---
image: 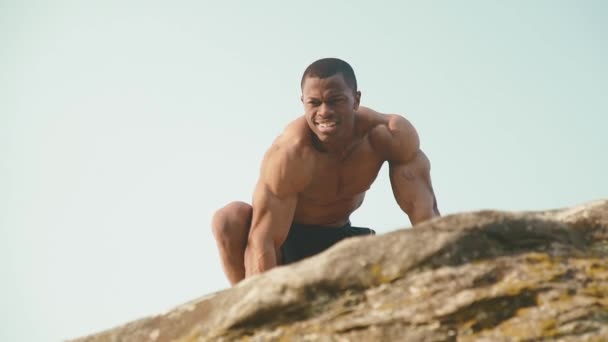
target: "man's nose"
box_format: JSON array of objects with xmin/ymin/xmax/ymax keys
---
[{"xmin": 317, "ymin": 103, "xmax": 333, "ymax": 116}]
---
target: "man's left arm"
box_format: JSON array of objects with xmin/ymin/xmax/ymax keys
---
[{"xmin": 384, "ymin": 115, "xmax": 440, "ymax": 225}]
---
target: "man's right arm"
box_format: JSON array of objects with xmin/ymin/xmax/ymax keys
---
[
  {"xmin": 244, "ymin": 182, "xmax": 297, "ymax": 276},
  {"xmin": 244, "ymin": 141, "xmax": 313, "ymax": 278}
]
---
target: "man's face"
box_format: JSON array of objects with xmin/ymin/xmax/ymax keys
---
[{"xmin": 301, "ymin": 73, "xmax": 361, "ymax": 144}]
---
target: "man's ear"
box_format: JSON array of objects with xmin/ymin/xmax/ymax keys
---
[
  {"xmin": 300, "ymin": 95, "xmax": 304, "ymax": 103},
  {"xmin": 353, "ymin": 90, "xmax": 361, "ymax": 110}
]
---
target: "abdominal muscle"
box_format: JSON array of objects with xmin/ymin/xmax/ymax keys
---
[{"xmin": 292, "ymin": 192, "xmax": 366, "ymax": 227}]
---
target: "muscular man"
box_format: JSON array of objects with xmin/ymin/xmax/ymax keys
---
[{"xmin": 212, "ymin": 58, "xmax": 440, "ymax": 285}]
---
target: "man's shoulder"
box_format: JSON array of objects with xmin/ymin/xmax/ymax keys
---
[
  {"xmin": 267, "ymin": 116, "xmax": 314, "ymax": 159},
  {"xmin": 260, "ymin": 116, "xmax": 314, "ymax": 196},
  {"xmin": 357, "ymin": 106, "xmax": 413, "ymax": 132},
  {"xmin": 358, "ymin": 107, "xmax": 419, "ymax": 161},
  {"xmin": 278, "ymin": 116, "xmax": 313, "ymax": 147}
]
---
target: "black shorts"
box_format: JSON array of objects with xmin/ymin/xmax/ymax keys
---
[{"xmin": 280, "ymin": 221, "xmax": 375, "ymax": 264}]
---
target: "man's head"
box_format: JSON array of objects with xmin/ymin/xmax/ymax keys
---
[
  {"xmin": 300, "ymin": 58, "xmax": 361, "ymax": 147},
  {"xmin": 300, "ymin": 58, "xmax": 358, "ymax": 91}
]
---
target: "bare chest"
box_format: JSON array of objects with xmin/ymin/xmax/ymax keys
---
[{"xmin": 299, "ymin": 140, "xmax": 384, "ymax": 205}]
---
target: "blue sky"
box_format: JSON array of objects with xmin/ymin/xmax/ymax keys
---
[{"xmin": 1, "ymin": 1, "xmax": 606, "ymax": 340}]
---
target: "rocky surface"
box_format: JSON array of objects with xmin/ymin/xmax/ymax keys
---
[{"xmin": 72, "ymin": 199, "xmax": 608, "ymax": 341}]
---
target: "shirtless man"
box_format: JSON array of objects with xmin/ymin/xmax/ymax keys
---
[{"xmin": 212, "ymin": 58, "xmax": 440, "ymax": 285}]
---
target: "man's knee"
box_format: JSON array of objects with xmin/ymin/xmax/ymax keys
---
[{"xmin": 211, "ymin": 201, "xmax": 252, "ymax": 240}]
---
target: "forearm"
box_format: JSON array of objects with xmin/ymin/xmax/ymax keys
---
[
  {"xmin": 407, "ymin": 195, "xmax": 440, "ymax": 226},
  {"xmin": 244, "ymin": 240, "xmax": 279, "ymax": 278}
]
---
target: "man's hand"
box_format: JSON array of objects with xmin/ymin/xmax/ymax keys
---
[{"xmin": 244, "ymin": 184, "xmax": 296, "ymax": 276}]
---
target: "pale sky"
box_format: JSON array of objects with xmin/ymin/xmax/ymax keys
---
[{"xmin": 1, "ymin": 1, "xmax": 607, "ymax": 341}]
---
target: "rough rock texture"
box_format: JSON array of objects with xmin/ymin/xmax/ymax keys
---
[{"xmin": 73, "ymin": 200, "xmax": 608, "ymax": 341}]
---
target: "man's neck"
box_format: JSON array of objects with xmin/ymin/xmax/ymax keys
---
[{"xmin": 311, "ymin": 130, "xmax": 359, "ymax": 160}]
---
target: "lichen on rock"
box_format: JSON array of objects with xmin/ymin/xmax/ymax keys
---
[{"xmin": 71, "ymin": 199, "xmax": 608, "ymax": 342}]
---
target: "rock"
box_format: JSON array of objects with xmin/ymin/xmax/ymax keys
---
[{"xmin": 71, "ymin": 200, "xmax": 608, "ymax": 341}]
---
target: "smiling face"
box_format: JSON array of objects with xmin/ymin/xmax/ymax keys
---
[{"xmin": 301, "ymin": 73, "xmax": 361, "ymax": 148}]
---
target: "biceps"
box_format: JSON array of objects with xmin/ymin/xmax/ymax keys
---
[
  {"xmin": 389, "ymin": 151, "xmax": 433, "ymax": 206},
  {"xmin": 249, "ymin": 184, "xmax": 297, "ymax": 249}
]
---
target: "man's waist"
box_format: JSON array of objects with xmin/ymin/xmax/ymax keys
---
[{"xmin": 291, "ymin": 218, "xmax": 351, "ymax": 229}]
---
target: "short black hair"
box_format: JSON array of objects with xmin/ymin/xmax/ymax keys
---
[{"xmin": 300, "ymin": 58, "xmax": 358, "ymax": 91}]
